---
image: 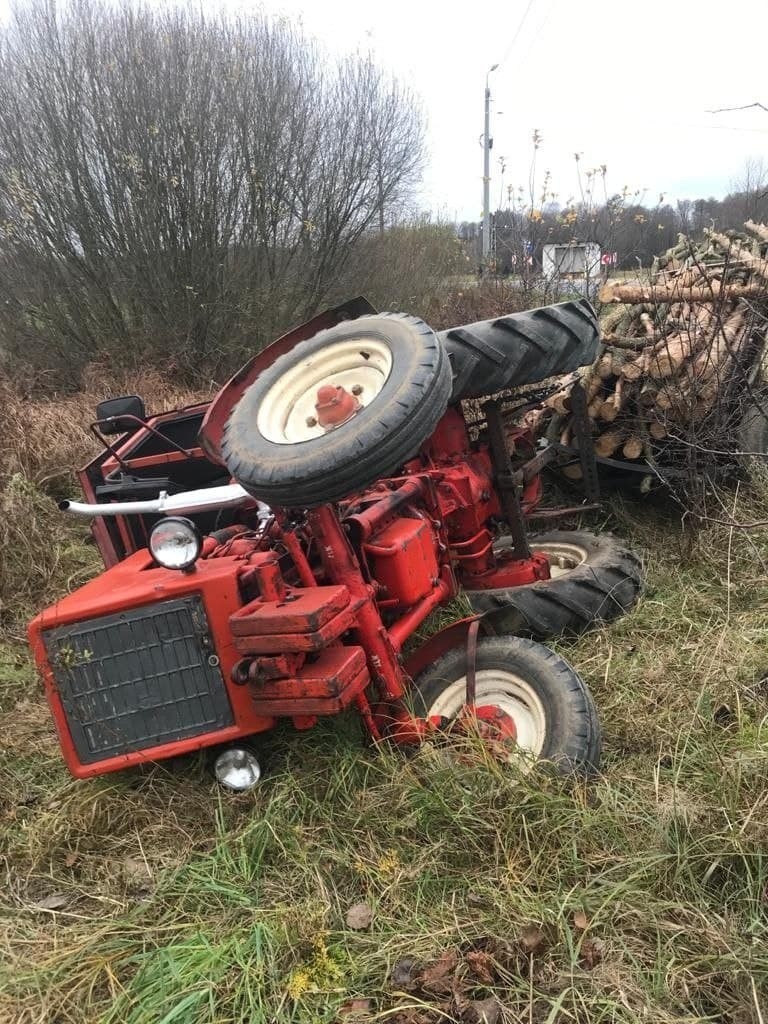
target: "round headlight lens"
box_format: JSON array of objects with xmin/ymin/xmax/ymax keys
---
[
  {"xmin": 214, "ymin": 747, "xmax": 262, "ymax": 791},
  {"xmin": 149, "ymin": 516, "xmax": 202, "ymax": 570}
]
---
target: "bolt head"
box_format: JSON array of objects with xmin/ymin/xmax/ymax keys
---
[
  {"xmin": 306, "ymin": 415, "xmax": 317, "ymax": 427},
  {"xmin": 351, "ymin": 384, "xmax": 363, "ymax": 396}
]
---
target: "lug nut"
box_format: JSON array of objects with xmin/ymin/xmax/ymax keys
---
[
  {"xmin": 306, "ymin": 415, "xmax": 318, "ymax": 427},
  {"xmin": 351, "ymin": 384, "xmax": 363, "ymax": 395}
]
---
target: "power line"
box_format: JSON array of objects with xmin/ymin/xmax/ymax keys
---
[{"xmin": 497, "ymin": 0, "xmax": 537, "ymax": 68}]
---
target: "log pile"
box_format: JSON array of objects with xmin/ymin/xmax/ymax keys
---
[{"xmin": 544, "ymin": 223, "xmax": 768, "ymax": 476}]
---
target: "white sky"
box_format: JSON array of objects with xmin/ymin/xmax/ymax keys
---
[
  {"xmin": 239, "ymin": 0, "xmax": 768, "ymax": 220},
  {"xmin": 3, "ymin": 0, "xmax": 768, "ymax": 220}
]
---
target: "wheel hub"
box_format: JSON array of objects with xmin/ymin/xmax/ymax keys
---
[
  {"xmin": 315, "ymin": 384, "xmax": 361, "ymax": 429},
  {"xmin": 256, "ymin": 337, "xmax": 393, "ymax": 444}
]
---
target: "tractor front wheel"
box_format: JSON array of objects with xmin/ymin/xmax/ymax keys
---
[
  {"xmin": 411, "ymin": 636, "xmax": 600, "ymax": 775},
  {"xmin": 463, "ymin": 530, "xmax": 643, "ymax": 639},
  {"xmin": 221, "ymin": 313, "xmax": 452, "ymax": 508}
]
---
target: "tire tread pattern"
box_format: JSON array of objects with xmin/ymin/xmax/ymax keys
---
[
  {"xmin": 440, "ymin": 299, "xmax": 600, "ymax": 401},
  {"xmin": 465, "ymin": 530, "xmax": 643, "ymax": 639}
]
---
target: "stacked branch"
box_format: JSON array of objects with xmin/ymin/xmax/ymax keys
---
[{"xmin": 544, "ymin": 224, "xmax": 768, "ymax": 470}]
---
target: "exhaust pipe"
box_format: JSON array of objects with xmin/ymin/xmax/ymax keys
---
[{"xmin": 59, "ymin": 483, "xmax": 271, "ymax": 520}]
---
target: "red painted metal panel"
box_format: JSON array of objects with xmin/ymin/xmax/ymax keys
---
[{"xmin": 27, "ymin": 553, "xmax": 277, "ymax": 778}]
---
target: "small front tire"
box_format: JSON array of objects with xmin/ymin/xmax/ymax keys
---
[{"xmin": 411, "ymin": 635, "xmax": 601, "ymax": 775}]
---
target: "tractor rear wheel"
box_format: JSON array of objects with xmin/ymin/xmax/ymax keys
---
[
  {"xmin": 463, "ymin": 530, "xmax": 643, "ymax": 639},
  {"xmin": 221, "ymin": 313, "xmax": 452, "ymax": 508},
  {"xmin": 411, "ymin": 635, "xmax": 600, "ymax": 775}
]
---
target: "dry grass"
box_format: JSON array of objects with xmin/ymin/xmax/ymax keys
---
[
  {"xmin": 0, "ymin": 382, "xmax": 767, "ymax": 1023},
  {"xmin": 0, "ymin": 372, "xmax": 208, "ymax": 630}
]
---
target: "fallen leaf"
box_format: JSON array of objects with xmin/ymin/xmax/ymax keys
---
[
  {"xmin": 339, "ymin": 997, "xmax": 372, "ymax": 1015},
  {"xmin": 345, "ymin": 902, "xmax": 373, "ymax": 930},
  {"xmin": 461, "ymin": 997, "xmax": 501, "ymax": 1024},
  {"xmin": 63, "ymin": 851, "xmax": 78, "ymax": 868},
  {"xmin": 390, "ymin": 957, "xmax": 420, "ymax": 990},
  {"xmin": 579, "ymin": 936, "xmax": 604, "ymax": 969},
  {"xmin": 419, "ymin": 950, "xmax": 458, "ymax": 995},
  {"xmin": 466, "ymin": 950, "xmax": 495, "ymax": 984},
  {"xmin": 121, "ymin": 856, "xmax": 152, "ymax": 887},
  {"xmin": 33, "ymin": 893, "xmax": 68, "ymax": 911},
  {"xmin": 572, "ymin": 909, "xmax": 589, "ymax": 931},
  {"xmin": 519, "ymin": 924, "xmax": 545, "ymax": 952}
]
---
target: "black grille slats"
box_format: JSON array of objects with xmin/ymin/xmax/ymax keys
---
[{"xmin": 43, "ymin": 597, "xmax": 233, "ymax": 763}]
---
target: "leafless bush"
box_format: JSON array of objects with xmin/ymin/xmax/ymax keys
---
[
  {"xmin": 0, "ymin": 0, "xmax": 424, "ymax": 388},
  {"xmin": 334, "ymin": 220, "xmax": 466, "ymax": 313}
]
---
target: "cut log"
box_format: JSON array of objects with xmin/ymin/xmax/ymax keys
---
[
  {"xmin": 648, "ymin": 420, "xmax": 667, "ymax": 440},
  {"xmin": 599, "ymin": 280, "xmax": 765, "ymax": 304},
  {"xmin": 707, "ymin": 231, "xmax": 768, "ymax": 284},
  {"xmin": 744, "ymin": 219, "xmax": 768, "ymax": 244},
  {"xmin": 599, "ymin": 378, "xmax": 624, "ymax": 422},
  {"xmin": 622, "ymin": 436, "xmax": 644, "ymax": 459},
  {"xmin": 596, "ymin": 353, "xmax": 614, "ymax": 379},
  {"xmin": 588, "ymin": 396, "xmax": 604, "ymax": 419},
  {"xmin": 620, "ymin": 356, "xmax": 647, "ymax": 381},
  {"xmin": 689, "ymin": 308, "xmax": 746, "ymax": 383},
  {"xmin": 648, "ymin": 331, "xmax": 701, "ymax": 379},
  {"xmin": 639, "ymin": 312, "xmax": 656, "ymax": 338},
  {"xmin": 594, "ymin": 429, "xmax": 626, "ymax": 458}
]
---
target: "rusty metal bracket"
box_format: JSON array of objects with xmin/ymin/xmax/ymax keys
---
[
  {"xmin": 482, "ymin": 399, "xmax": 532, "ymax": 559},
  {"xmin": 568, "ymin": 382, "xmax": 601, "ymax": 502},
  {"xmin": 464, "ymin": 617, "xmax": 481, "ymax": 708}
]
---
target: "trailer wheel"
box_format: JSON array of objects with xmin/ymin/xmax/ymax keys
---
[
  {"xmin": 222, "ymin": 313, "xmax": 451, "ymax": 508},
  {"xmin": 411, "ymin": 636, "xmax": 600, "ymax": 775},
  {"xmin": 463, "ymin": 530, "xmax": 643, "ymax": 639}
]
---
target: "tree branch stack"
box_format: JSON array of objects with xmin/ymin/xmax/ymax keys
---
[{"xmin": 545, "ymin": 224, "xmax": 768, "ymax": 465}]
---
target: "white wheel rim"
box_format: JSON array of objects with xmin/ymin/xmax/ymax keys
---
[
  {"xmin": 426, "ymin": 669, "xmax": 547, "ymax": 760},
  {"xmin": 525, "ymin": 540, "xmax": 589, "ymax": 579},
  {"xmin": 256, "ymin": 338, "xmax": 393, "ymax": 444}
]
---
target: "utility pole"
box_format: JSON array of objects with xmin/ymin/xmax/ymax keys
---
[{"xmin": 481, "ymin": 64, "xmax": 498, "ymax": 272}]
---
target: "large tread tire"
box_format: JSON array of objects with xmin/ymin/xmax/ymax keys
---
[
  {"xmin": 464, "ymin": 530, "xmax": 643, "ymax": 639},
  {"xmin": 411, "ymin": 636, "xmax": 600, "ymax": 775},
  {"xmin": 439, "ymin": 299, "xmax": 599, "ymax": 401},
  {"xmin": 222, "ymin": 313, "xmax": 452, "ymax": 508}
]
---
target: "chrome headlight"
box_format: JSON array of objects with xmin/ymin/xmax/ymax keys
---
[
  {"xmin": 214, "ymin": 747, "xmax": 262, "ymax": 791},
  {"xmin": 149, "ymin": 516, "xmax": 202, "ymax": 570}
]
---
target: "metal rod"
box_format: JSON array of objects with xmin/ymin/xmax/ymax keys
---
[
  {"xmin": 482, "ymin": 399, "xmax": 531, "ymax": 559},
  {"xmin": 568, "ymin": 382, "xmax": 601, "ymax": 502},
  {"xmin": 60, "ymin": 484, "xmax": 270, "ymax": 519}
]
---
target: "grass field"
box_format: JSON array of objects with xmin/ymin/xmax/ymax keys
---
[
  {"xmin": 1, "ymin": 383, "xmax": 767, "ymax": 1023},
  {"xmin": 1, "ymin": 499, "xmax": 767, "ymax": 1023}
]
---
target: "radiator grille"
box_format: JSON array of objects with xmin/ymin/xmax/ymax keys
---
[{"xmin": 43, "ymin": 596, "xmax": 233, "ymax": 763}]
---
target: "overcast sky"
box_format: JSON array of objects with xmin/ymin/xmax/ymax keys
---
[
  {"xmin": 239, "ymin": 0, "xmax": 768, "ymax": 220},
  {"xmin": 3, "ymin": 0, "xmax": 767, "ymax": 220}
]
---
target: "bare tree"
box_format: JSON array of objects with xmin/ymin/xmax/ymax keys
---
[{"xmin": 0, "ymin": 1, "xmax": 424, "ymax": 386}]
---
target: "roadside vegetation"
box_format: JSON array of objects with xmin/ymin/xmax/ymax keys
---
[{"xmin": 1, "ymin": 380, "xmax": 767, "ymax": 1023}]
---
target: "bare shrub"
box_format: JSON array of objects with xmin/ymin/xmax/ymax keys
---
[{"xmin": 0, "ymin": 1, "xmax": 424, "ymax": 388}]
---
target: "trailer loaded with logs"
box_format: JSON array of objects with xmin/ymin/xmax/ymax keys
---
[
  {"xmin": 541, "ymin": 223, "xmax": 768, "ymax": 490},
  {"xmin": 28, "ymin": 297, "xmax": 643, "ymax": 790}
]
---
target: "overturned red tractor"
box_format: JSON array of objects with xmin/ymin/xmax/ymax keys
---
[{"xmin": 28, "ymin": 298, "xmax": 643, "ymax": 788}]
